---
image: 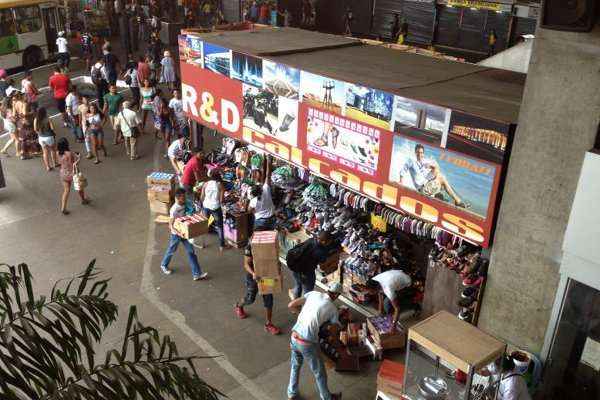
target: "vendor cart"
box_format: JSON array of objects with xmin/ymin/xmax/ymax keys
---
[{"xmin": 402, "ymin": 311, "xmax": 506, "ymax": 400}]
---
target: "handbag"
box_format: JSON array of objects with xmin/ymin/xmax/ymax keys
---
[
  {"xmin": 120, "ymin": 111, "xmax": 140, "ymax": 138},
  {"xmin": 72, "ymin": 164, "xmax": 88, "ymax": 191}
]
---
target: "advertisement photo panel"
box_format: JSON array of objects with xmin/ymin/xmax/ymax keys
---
[
  {"xmin": 185, "ymin": 36, "xmax": 203, "ymax": 67},
  {"xmin": 345, "ymin": 83, "xmax": 394, "ymax": 129},
  {"xmin": 448, "ymin": 111, "xmax": 511, "ymax": 164},
  {"xmin": 391, "ymin": 96, "xmax": 451, "ymax": 147},
  {"xmin": 306, "ymin": 107, "xmax": 380, "ymax": 176},
  {"xmin": 203, "ymin": 42, "xmax": 231, "ymax": 77},
  {"xmin": 263, "ymin": 60, "xmax": 300, "ymax": 100},
  {"xmin": 388, "ymin": 135, "xmax": 496, "ymax": 219},
  {"xmin": 232, "ymin": 52, "xmax": 263, "ymax": 87},
  {"xmin": 300, "ymin": 71, "xmax": 346, "ymax": 114}
]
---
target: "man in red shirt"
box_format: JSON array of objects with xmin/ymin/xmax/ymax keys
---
[
  {"xmin": 181, "ymin": 147, "xmax": 204, "ymax": 194},
  {"xmin": 137, "ymin": 55, "xmax": 151, "ymax": 87},
  {"xmin": 259, "ymin": 2, "xmax": 269, "ymax": 24},
  {"xmin": 48, "ymin": 67, "xmax": 71, "ymax": 126}
]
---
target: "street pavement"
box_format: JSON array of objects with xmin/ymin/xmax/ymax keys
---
[{"xmin": 0, "ymin": 47, "xmax": 389, "ymax": 400}]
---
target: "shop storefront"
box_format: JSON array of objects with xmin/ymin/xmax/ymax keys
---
[
  {"xmin": 177, "ymin": 27, "xmax": 522, "ymax": 357},
  {"xmin": 435, "ymin": 0, "xmax": 513, "ymax": 56}
]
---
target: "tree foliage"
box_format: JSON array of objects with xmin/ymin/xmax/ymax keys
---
[{"xmin": 0, "ymin": 260, "xmax": 222, "ymax": 399}]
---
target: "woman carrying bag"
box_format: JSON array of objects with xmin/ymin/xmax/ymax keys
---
[{"xmin": 57, "ymin": 137, "xmax": 90, "ymax": 215}]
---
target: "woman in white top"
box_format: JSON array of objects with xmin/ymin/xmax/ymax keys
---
[
  {"xmin": 498, "ymin": 356, "xmax": 532, "ymax": 400},
  {"xmin": 200, "ymin": 169, "xmax": 227, "ymax": 251}
]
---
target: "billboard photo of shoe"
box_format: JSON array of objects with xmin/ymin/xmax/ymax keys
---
[{"xmin": 242, "ymin": 84, "xmax": 279, "ymax": 138}]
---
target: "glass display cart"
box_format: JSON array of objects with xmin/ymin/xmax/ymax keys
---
[{"xmin": 402, "ymin": 311, "xmax": 506, "ymax": 400}]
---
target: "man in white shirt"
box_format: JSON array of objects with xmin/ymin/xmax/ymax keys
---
[
  {"xmin": 368, "ymin": 269, "xmax": 412, "ymax": 327},
  {"xmin": 247, "ymin": 156, "xmax": 275, "ymax": 231},
  {"xmin": 167, "ymin": 135, "xmax": 186, "ymax": 175},
  {"xmin": 398, "ymin": 143, "xmax": 467, "ymax": 208},
  {"xmin": 56, "ymin": 31, "xmax": 70, "ymax": 70},
  {"xmin": 287, "ymin": 283, "xmax": 343, "ymax": 400},
  {"xmin": 169, "ymin": 89, "xmax": 187, "ymax": 134},
  {"xmin": 65, "ymin": 86, "xmax": 83, "ymax": 142},
  {"xmin": 159, "ymin": 188, "xmax": 208, "ymax": 281},
  {"xmin": 498, "ymin": 356, "xmax": 532, "ymax": 400},
  {"xmin": 116, "ymin": 101, "xmax": 141, "ymax": 160}
]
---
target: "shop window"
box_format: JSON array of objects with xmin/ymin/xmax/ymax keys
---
[
  {"xmin": 15, "ymin": 6, "xmax": 42, "ymax": 34},
  {"xmin": 0, "ymin": 9, "xmax": 16, "ymax": 37}
]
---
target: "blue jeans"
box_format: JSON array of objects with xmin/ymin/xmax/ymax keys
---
[
  {"xmin": 161, "ymin": 234, "xmax": 203, "ymax": 277},
  {"xmin": 288, "ymin": 336, "xmax": 332, "ymax": 400},
  {"xmin": 292, "ymin": 269, "xmax": 316, "ymax": 299},
  {"xmin": 203, "ymin": 207, "xmax": 225, "ymax": 247}
]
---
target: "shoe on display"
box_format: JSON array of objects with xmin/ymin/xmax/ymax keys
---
[
  {"xmin": 160, "ymin": 265, "xmax": 172, "ymax": 275},
  {"xmin": 264, "ymin": 323, "xmax": 281, "ymax": 335},
  {"xmin": 462, "ymin": 276, "xmax": 483, "ymax": 287},
  {"xmin": 234, "ymin": 305, "xmax": 248, "ymax": 319}
]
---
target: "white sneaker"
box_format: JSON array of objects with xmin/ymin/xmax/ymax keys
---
[
  {"xmin": 161, "ymin": 265, "xmax": 172, "ymax": 275},
  {"xmin": 193, "ymin": 272, "xmax": 208, "ymax": 281}
]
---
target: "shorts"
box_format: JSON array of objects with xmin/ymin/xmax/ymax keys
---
[
  {"xmin": 109, "ymin": 115, "xmax": 119, "ymax": 130},
  {"xmin": 154, "ymin": 117, "xmax": 173, "ymax": 133},
  {"xmin": 88, "ymin": 129, "xmax": 104, "ymax": 139},
  {"xmin": 55, "ymin": 98, "xmax": 66, "ymax": 113},
  {"xmin": 242, "ymin": 273, "xmax": 273, "ymax": 309},
  {"xmin": 38, "ymin": 135, "xmax": 55, "ymax": 147}
]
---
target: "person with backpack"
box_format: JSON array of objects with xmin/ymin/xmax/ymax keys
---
[
  {"xmin": 90, "ymin": 57, "xmax": 109, "ymax": 109},
  {"xmin": 286, "ymin": 231, "xmax": 339, "ymax": 301},
  {"xmin": 123, "ymin": 54, "xmax": 140, "ymax": 109}
]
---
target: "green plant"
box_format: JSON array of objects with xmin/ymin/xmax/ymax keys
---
[{"xmin": 0, "ymin": 260, "xmax": 221, "ymax": 399}]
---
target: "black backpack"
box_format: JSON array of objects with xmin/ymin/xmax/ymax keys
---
[
  {"xmin": 91, "ymin": 66, "xmax": 103, "ymax": 86},
  {"xmin": 286, "ymin": 239, "xmax": 314, "ymax": 273}
]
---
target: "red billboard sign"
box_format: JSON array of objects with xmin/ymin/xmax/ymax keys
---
[{"xmin": 181, "ymin": 61, "xmax": 505, "ymax": 247}]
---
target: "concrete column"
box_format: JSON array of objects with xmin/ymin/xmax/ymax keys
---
[{"xmin": 478, "ymin": 25, "xmax": 600, "ymax": 354}]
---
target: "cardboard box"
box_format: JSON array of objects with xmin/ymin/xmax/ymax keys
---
[
  {"xmin": 251, "ymin": 230, "xmax": 279, "ymax": 260},
  {"xmin": 147, "ymin": 172, "xmax": 176, "ymax": 188},
  {"xmin": 319, "ymin": 252, "xmax": 340, "ymax": 275},
  {"xmin": 377, "ymin": 359, "xmax": 405, "ymax": 398},
  {"xmin": 149, "ymin": 199, "xmax": 172, "ymax": 215},
  {"xmin": 367, "ymin": 315, "xmax": 407, "ymax": 350},
  {"xmin": 257, "ymin": 274, "xmax": 283, "ymax": 295},
  {"xmin": 174, "ymin": 213, "xmax": 209, "ymax": 239},
  {"xmin": 254, "ymin": 258, "xmax": 280, "ymax": 278},
  {"xmin": 147, "ymin": 185, "xmax": 173, "ymax": 203}
]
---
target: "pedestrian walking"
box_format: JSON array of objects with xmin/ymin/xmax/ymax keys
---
[
  {"xmin": 84, "ymin": 103, "xmax": 107, "ymax": 164},
  {"xmin": 140, "ymin": 78, "xmax": 156, "ymax": 132},
  {"xmin": 199, "ymin": 169, "xmax": 227, "ymax": 251},
  {"xmin": 102, "ymin": 84, "xmax": 124, "ymax": 145},
  {"xmin": 155, "ymin": 96, "xmax": 173, "ymax": 150},
  {"xmin": 77, "ymin": 96, "xmax": 93, "ymax": 159},
  {"xmin": 13, "ymin": 91, "xmax": 36, "ymax": 160},
  {"xmin": 102, "ymin": 44, "xmax": 121, "ymax": 85},
  {"xmin": 65, "ymin": 86, "xmax": 84, "ymax": 143},
  {"xmin": 116, "ymin": 101, "xmax": 141, "ymax": 160},
  {"xmin": 80, "ymin": 30, "xmax": 94, "ymax": 72},
  {"xmin": 123, "ymin": 56, "xmax": 140, "ymax": 109},
  {"xmin": 137, "ymin": 55, "xmax": 151, "ymax": 87},
  {"xmin": 48, "ymin": 67, "xmax": 71, "ymax": 127},
  {"xmin": 160, "ymin": 188, "xmax": 209, "ymax": 280},
  {"xmin": 234, "ymin": 244, "xmax": 282, "ymax": 335},
  {"xmin": 287, "ymin": 283, "xmax": 343, "ymax": 400},
  {"xmin": 56, "ymin": 31, "xmax": 70, "ymax": 71},
  {"xmin": 33, "ymin": 107, "xmax": 59, "ymax": 171},
  {"xmin": 169, "ymin": 89, "xmax": 188, "ymax": 137},
  {"xmin": 0, "ymin": 102, "xmax": 17, "ymax": 156},
  {"xmin": 159, "ymin": 50, "xmax": 177, "ymax": 90},
  {"xmin": 57, "ymin": 137, "xmax": 90, "ymax": 215},
  {"xmin": 90, "ymin": 57, "xmax": 109, "ymax": 109},
  {"xmin": 0, "ymin": 69, "xmax": 9, "ymax": 101},
  {"xmin": 21, "ymin": 70, "xmax": 39, "ymax": 112}
]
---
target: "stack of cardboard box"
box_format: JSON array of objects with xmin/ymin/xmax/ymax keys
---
[
  {"xmin": 367, "ymin": 315, "xmax": 407, "ymax": 350},
  {"xmin": 147, "ymin": 172, "xmax": 175, "ymax": 215},
  {"xmin": 174, "ymin": 213, "xmax": 209, "ymax": 239},
  {"xmin": 376, "ymin": 359, "xmax": 405, "ymax": 399},
  {"xmin": 251, "ymin": 230, "xmax": 283, "ymax": 294}
]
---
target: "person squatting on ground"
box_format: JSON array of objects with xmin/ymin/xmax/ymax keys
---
[
  {"xmin": 234, "ymin": 242, "xmax": 282, "ymax": 335},
  {"xmin": 57, "ymin": 137, "xmax": 89, "ymax": 215},
  {"xmin": 287, "ymin": 282, "xmax": 343, "ymax": 400},
  {"xmin": 160, "ymin": 188, "xmax": 208, "ymax": 281}
]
